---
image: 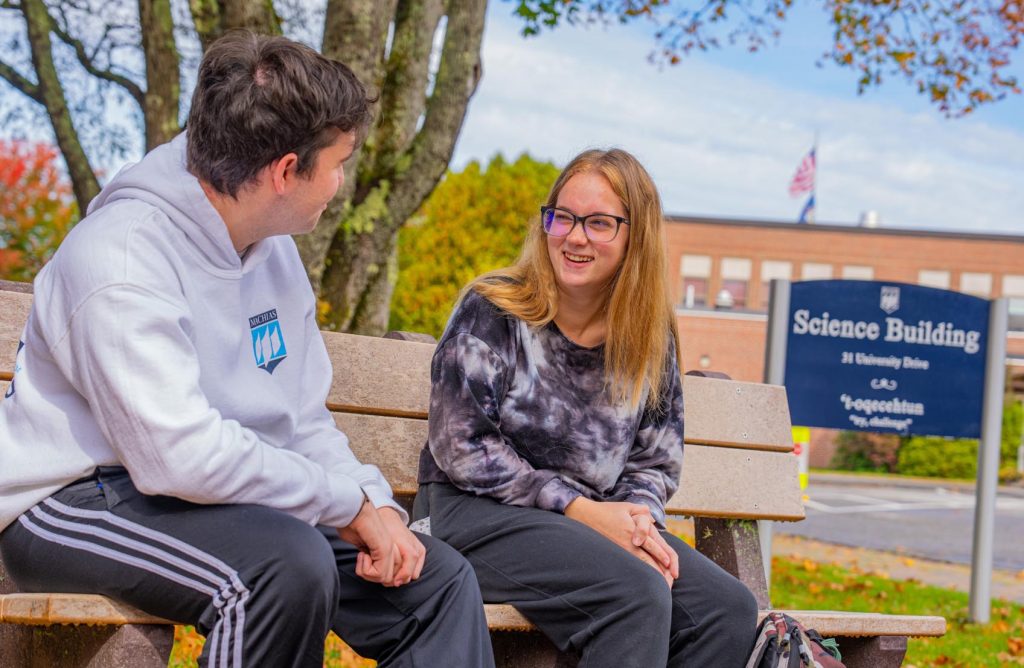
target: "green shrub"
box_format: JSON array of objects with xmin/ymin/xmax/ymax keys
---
[
  {"xmin": 389, "ymin": 154, "xmax": 560, "ymax": 338},
  {"xmin": 895, "ymin": 397, "xmax": 1023, "ymax": 479},
  {"xmin": 1000, "ymin": 397, "xmax": 1022, "ymax": 463},
  {"xmin": 830, "ymin": 430, "xmax": 901, "ymax": 472},
  {"xmin": 897, "ymin": 436, "xmax": 978, "ymax": 479}
]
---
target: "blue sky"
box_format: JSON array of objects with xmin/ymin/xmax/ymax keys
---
[
  {"xmin": 452, "ymin": 2, "xmax": 1024, "ymax": 234},
  {"xmin": 2, "ymin": 2, "xmax": 1020, "ymax": 235}
]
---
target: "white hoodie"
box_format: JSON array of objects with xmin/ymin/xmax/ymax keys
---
[{"xmin": 0, "ymin": 134, "xmax": 403, "ymax": 532}]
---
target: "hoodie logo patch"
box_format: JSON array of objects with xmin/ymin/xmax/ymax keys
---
[
  {"xmin": 5, "ymin": 340, "xmax": 24, "ymax": 398},
  {"xmin": 249, "ymin": 309, "xmax": 288, "ymax": 374}
]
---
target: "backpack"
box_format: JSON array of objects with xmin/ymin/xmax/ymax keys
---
[{"xmin": 745, "ymin": 612, "xmax": 846, "ymax": 668}]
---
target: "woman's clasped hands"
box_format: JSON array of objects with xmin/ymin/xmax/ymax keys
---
[{"xmin": 564, "ymin": 496, "xmax": 680, "ymax": 588}]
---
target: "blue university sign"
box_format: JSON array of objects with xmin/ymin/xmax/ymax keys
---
[{"xmin": 783, "ymin": 280, "xmax": 990, "ymax": 438}]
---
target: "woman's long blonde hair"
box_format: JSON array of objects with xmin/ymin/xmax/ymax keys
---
[{"xmin": 470, "ymin": 148, "xmax": 681, "ymax": 410}]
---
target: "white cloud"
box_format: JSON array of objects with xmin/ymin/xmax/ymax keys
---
[{"xmin": 453, "ymin": 10, "xmax": 1024, "ymax": 235}]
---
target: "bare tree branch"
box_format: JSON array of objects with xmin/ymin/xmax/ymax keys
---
[
  {"xmin": 21, "ymin": 0, "xmax": 100, "ymax": 211},
  {"xmin": 0, "ymin": 59, "xmax": 41, "ymax": 102},
  {"xmin": 48, "ymin": 3, "xmax": 146, "ymax": 107}
]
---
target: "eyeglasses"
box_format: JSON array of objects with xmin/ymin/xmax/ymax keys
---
[{"xmin": 540, "ymin": 206, "xmax": 629, "ymax": 243}]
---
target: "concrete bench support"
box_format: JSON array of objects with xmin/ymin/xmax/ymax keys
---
[
  {"xmin": 491, "ymin": 631, "xmax": 577, "ymax": 668},
  {"xmin": 694, "ymin": 517, "xmax": 770, "ymax": 609},
  {"xmin": 0, "ymin": 623, "xmax": 171, "ymax": 668},
  {"xmin": 0, "ymin": 561, "xmax": 172, "ymax": 668},
  {"xmin": 839, "ymin": 635, "xmax": 908, "ymax": 668}
]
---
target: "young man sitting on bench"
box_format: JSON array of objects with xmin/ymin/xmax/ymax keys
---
[{"xmin": 0, "ymin": 30, "xmax": 494, "ymax": 668}]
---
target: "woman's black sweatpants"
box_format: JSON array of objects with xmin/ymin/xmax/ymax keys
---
[{"xmin": 418, "ymin": 482, "xmax": 759, "ymax": 668}]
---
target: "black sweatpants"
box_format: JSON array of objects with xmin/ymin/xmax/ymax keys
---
[
  {"xmin": 0, "ymin": 468, "xmax": 495, "ymax": 668},
  {"xmin": 418, "ymin": 483, "xmax": 758, "ymax": 668}
]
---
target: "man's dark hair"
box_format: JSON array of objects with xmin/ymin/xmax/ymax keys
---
[{"xmin": 186, "ymin": 31, "xmax": 373, "ymax": 197}]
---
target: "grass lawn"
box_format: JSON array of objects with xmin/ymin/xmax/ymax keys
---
[
  {"xmin": 169, "ymin": 556, "xmax": 1024, "ymax": 667},
  {"xmin": 771, "ymin": 557, "xmax": 1024, "ymax": 667}
]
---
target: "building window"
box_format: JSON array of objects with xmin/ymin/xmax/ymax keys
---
[
  {"xmin": 1004, "ymin": 275, "xmax": 1024, "ymax": 331},
  {"xmin": 842, "ymin": 265, "xmax": 874, "ymax": 280},
  {"xmin": 683, "ymin": 278, "xmax": 708, "ymax": 307},
  {"xmin": 918, "ymin": 270, "xmax": 950, "ymax": 289},
  {"xmin": 760, "ymin": 260, "xmax": 792, "ymax": 309},
  {"xmin": 960, "ymin": 272, "xmax": 992, "ymax": 297},
  {"xmin": 720, "ymin": 257, "xmax": 752, "ymax": 309},
  {"xmin": 801, "ymin": 262, "xmax": 833, "ymax": 280},
  {"xmin": 680, "ymin": 255, "xmax": 711, "ymax": 308}
]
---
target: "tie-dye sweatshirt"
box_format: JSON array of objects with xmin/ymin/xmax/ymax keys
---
[{"xmin": 418, "ymin": 290, "xmax": 684, "ymax": 526}]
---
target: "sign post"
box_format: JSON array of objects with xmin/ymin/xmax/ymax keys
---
[
  {"xmin": 766, "ymin": 279, "xmax": 1005, "ymax": 623},
  {"xmin": 761, "ymin": 279, "xmax": 792, "ymax": 586},
  {"xmin": 970, "ymin": 298, "xmax": 1007, "ymax": 623}
]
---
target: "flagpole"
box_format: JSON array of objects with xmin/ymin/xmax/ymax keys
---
[{"xmin": 812, "ymin": 131, "xmax": 819, "ymax": 223}]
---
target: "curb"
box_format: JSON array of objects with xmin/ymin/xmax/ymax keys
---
[{"xmin": 808, "ymin": 472, "xmax": 1024, "ymax": 498}]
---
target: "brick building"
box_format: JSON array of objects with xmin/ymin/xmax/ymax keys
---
[{"xmin": 665, "ymin": 216, "xmax": 1024, "ymax": 465}]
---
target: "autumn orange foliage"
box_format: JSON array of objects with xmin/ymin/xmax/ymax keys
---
[{"xmin": 0, "ymin": 140, "xmax": 77, "ymax": 282}]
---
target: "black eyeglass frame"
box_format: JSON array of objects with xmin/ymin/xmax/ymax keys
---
[{"xmin": 539, "ymin": 206, "xmax": 630, "ymax": 242}]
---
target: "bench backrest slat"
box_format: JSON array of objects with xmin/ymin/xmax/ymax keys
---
[
  {"xmin": 0, "ymin": 289, "xmax": 31, "ymax": 380},
  {"xmin": 0, "ymin": 284, "xmax": 805, "ymax": 522},
  {"xmin": 671, "ymin": 444, "xmax": 803, "ymax": 519},
  {"xmin": 323, "ymin": 331, "xmax": 434, "ymax": 418}
]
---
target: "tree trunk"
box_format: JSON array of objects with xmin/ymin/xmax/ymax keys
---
[
  {"xmin": 21, "ymin": 0, "xmax": 100, "ymax": 214},
  {"xmin": 294, "ymin": 0, "xmax": 398, "ymax": 294},
  {"xmin": 313, "ymin": 0, "xmax": 487, "ymax": 334},
  {"xmin": 222, "ymin": 0, "xmax": 280, "ymax": 35},
  {"xmin": 139, "ymin": 0, "xmax": 182, "ymax": 150},
  {"xmin": 189, "ymin": 0, "xmax": 224, "ymax": 51}
]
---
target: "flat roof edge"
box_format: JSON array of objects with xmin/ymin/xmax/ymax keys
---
[{"xmin": 664, "ymin": 214, "xmax": 1024, "ymax": 243}]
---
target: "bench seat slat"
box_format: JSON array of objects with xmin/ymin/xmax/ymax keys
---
[
  {"xmin": 2, "ymin": 593, "xmax": 943, "ymax": 638},
  {"xmin": 483, "ymin": 603, "xmax": 946, "ymax": 638},
  {"xmin": 0, "ymin": 593, "xmax": 172, "ymax": 626}
]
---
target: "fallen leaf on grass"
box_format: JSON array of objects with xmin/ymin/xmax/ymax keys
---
[
  {"xmin": 1009, "ymin": 636, "xmax": 1024, "ymax": 655},
  {"xmin": 802, "ymin": 559, "xmax": 818, "ymax": 572},
  {"xmin": 992, "ymin": 620, "xmax": 1011, "ymax": 633},
  {"xmin": 902, "ymin": 557, "xmax": 916, "ymax": 567}
]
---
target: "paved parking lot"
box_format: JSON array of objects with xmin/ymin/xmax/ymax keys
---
[{"xmin": 775, "ymin": 480, "xmax": 1024, "ymax": 571}]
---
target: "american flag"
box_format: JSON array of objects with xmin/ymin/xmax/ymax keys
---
[{"xmin": 788, "ymin": 147, "xmax": 816, "ymax": 197}]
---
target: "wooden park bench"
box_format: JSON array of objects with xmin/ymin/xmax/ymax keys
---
[{"xmin": 0, "ymin": 280, "xmax": 945, "ymax": 667}]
